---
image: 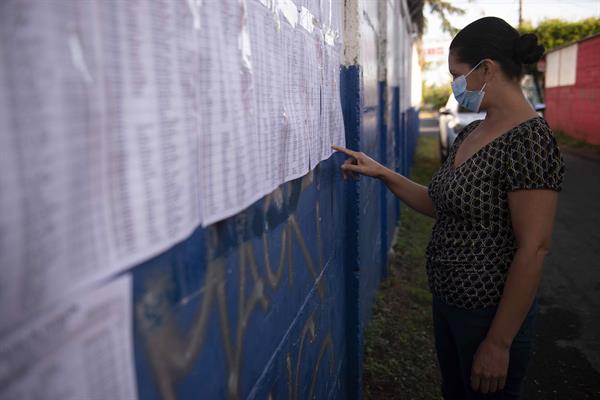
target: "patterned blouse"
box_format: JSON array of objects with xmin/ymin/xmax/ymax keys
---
[{"xmin": 426, "ymin": 116, "xmax": 566, "ymax": 309}]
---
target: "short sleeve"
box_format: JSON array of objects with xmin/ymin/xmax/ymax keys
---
[{"xmin": 502, "ymin": 122, "xmax": 566, "ymax": 192}]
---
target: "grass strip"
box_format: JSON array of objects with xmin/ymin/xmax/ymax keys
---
[{"xmin": 363, "ymin": 134, "xmax": 442, "ymax": 400}]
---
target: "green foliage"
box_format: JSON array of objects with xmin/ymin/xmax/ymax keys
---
[
  {"xmin": 422, "ymin": 83, "xmax": 451, "ymax": 110},
  {"xmin": 520, "ymin": 18, "xmax": 600, "ymax": 52},
  {"xmin": 407, "ymin": 0, "xmax": 465, "ymax": 36},
  {"xmin": 426, "ymin": 0, "xmax": 465, "ymax": 35}
]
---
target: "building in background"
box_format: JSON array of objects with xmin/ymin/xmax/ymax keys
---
[
  {"xmin": 544, "ymin": 34, "xmax": 600, "ymax": 145},
  {"xmin": 421, "ymin": 38, "xmax": 451, "ymax": 86}
]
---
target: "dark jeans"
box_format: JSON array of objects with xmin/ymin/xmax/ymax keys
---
[{"xmin": 432, "ymin": 295, "xmax": 540, "ymax": 400}]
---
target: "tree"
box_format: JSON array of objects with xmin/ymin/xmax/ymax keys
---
[
  {"xmin": 407, "ymin": 0, "xmax": 466, "ymax": 36},
  {"xmin": 408, "ymin": 0, "xmax": 466, "ymax": 73},
  {"xmin": 519, "ymin": 17, "xmax": 600, "ymax": 52}
]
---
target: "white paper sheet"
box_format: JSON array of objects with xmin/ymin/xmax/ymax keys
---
[
  {"xmin": 0, "ymin": 275, "xmax": 136, "ymax": 400},
  {"xmin": 280, "ymin": 17, "xmax": 312, "ymax": 182},
  {"xmin": 320, "ymin": 41, "xmax": 346, "ymax": 162},
  {"xmin": 0, "ymin": 0, "xmax": 204, "ymax": 332},
  {"xmin": 96, "ymin": 0, "xmax": 202, "ymax": 258},
  {"xmin": 0, "ymin": 0, "xmax": 346, "ymax": 333},
  {"xmin": 196, "ymin": 0, "xmax": 267, "ymax": 226},
  {"xmin": 0, "ymin": 1, "xmax": 115, "ymax": 332},
  {"xmin": 247, "ymin": 1, "xmax": 279, "ymax": 194}
]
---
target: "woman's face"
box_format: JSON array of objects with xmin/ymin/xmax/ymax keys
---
[
  {"xmin": 448, "ymin": 49, "xmax": 491, "ymax": 110},
  {"xmin": 448, "ymin": 50, "xmax": 487, "ymax": 92}
]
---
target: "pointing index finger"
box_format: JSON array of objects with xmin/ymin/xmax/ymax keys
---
[{"xmin": 331, "ymin": 145, "xmax": 358, "ymax": 158}]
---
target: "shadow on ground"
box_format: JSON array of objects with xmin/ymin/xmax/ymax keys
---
[{"xmin": 523, "ymin": 300, "xmax": 600, "ymax": 399}]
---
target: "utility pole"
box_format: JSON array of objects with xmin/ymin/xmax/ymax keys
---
[{"xmin": 518, "ymin": 0, "xmax": 523, "ymax": 27}]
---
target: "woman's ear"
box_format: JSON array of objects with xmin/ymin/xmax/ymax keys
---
[{"xmin": 482, "ymin": 58, "xmax": 497, "ymax": 82}]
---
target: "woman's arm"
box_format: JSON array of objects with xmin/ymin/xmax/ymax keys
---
[
  {"xmin": 470, "ymin": 189, "xmax": 559, "ymax": 393},
  {"xmin": 487, "ymin": 188, "xmax": 558, "ymax": 345},
  {"xmin": 378, "ymin": 167, "xmax": 436, "ymax": 218},
  {"xmin": 331, "ymin": 145, "xmax": 436, "ymax": 218}
]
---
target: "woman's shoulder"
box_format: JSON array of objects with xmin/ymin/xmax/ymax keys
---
[
  {"xmin": 508, "ymin": 115, "xmax": 554, "ymax": 144},
  {"xmin": 502, "ymin": 115, "xmax": 565, "ymax": 192},
  {"xmin": 505, "ymin": 116, "xmax": 565, "ymax": 161}
]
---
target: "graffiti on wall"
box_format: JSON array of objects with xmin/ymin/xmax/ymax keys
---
[{"xmin": 135, "ymin": 170, "xmax": 336, "ymax": 399}]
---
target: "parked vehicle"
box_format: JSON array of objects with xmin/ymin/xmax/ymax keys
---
[
  {"xmin": 438, "ymin": 95, "xmax": 485, "ymax": 162},
  {"xmin": 437, "ymin": 74, "xmax": 545, "ymax": 162},
  {"xmin": 521, "ymin": 73, "xmax": 545, "ymax": 114}
]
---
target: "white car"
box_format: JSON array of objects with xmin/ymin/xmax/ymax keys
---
[
  {"xmin": 438, "ymin": 95, "xmax": 485, "ymax": 162},
  {"xmin": 438, "ymin": 74, "xmax": 545, "ymax": 162}
]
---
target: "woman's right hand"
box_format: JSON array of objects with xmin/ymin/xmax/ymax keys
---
[{"xmin": 331, "ymin": 145, "xmax": 386, "ymax": 180}]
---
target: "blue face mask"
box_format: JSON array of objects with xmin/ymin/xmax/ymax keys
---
[{"xmin": 451, "ymin": 60, "xmax": 487, "ymax": 112}]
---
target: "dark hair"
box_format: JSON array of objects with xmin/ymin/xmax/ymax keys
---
[{"xmin": 449, "ymin": 17, "xmax": 545, "ymax": 79}]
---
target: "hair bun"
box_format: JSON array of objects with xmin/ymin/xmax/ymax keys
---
[{"xmin": 513, "ymin": 33, "xmax": 545, "ymax": 64}]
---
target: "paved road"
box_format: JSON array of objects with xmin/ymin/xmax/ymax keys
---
[
  {"xmin": 419, "ymin": 113, "xmax": 440, "ymax": 139},
  {"xmin": 419, "ymin": 115, "xmax": 600, "ymax": 399},
  {"xmin": 524, "ymin": 147, "xmax": 600, "ymax": 399}
]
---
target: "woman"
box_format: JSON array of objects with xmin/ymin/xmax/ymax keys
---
[{"xmin": 332, "ymin": 17, "xmax": 565, "ymax": 399}]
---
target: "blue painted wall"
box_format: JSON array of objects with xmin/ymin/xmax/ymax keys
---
[
  {"xmin": 133, "ymin": 160, "xmax": 349, "ymax": 400},
  {"xmin": 130, "ymin": 7, "xmax": 420, "ymax": 400},
  {"xmin": 130, "ymin": 79, "xmax": 419, "ymax": 400}
]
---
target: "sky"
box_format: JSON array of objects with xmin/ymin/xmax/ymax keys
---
[{"xmin": 421, "ymin": 0, "xmax": 600, "ymax": 85}]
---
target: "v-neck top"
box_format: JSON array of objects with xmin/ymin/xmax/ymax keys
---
[{"xmin": 425, "ymin": 116, "xmax": 566, "ymax": 309}]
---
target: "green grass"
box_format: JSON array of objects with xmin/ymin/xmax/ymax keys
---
[
  {"xmin": 363, "ymin": 135, "xmax": 442, "ymax": 400},
  {"xmin": 554, "ymin": 129, "xmax": 600, "ymax": 155}
]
